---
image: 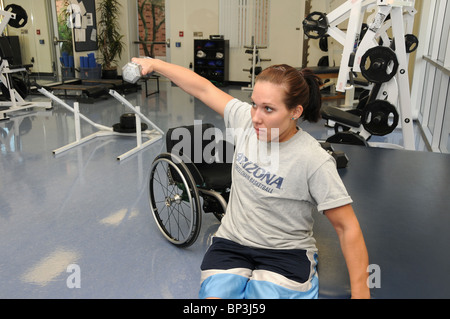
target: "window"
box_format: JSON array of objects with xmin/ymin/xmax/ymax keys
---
[
  {"xmin": 219, "ymin": 0, "xmax": 270, "ymax": 48},
  {"xmin": 137, "ymin": 0, "xmax": 166, "ymax": 58},
  {"xmin": 412, "ymin": 0, "xmax": 450, "ymax": 153}
]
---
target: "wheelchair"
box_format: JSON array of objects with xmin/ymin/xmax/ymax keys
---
[
  {"xmin": 148, "ymin": 123, "xmax": 348, "ymax": 247},
  {"xmin": 148, "ymin": 123, "xmax": 234, "ymax": 247}
]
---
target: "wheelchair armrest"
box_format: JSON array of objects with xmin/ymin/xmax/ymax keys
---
[{"xmin": 321, "ymin": 105, "xmax": 361, "ymax": 128}]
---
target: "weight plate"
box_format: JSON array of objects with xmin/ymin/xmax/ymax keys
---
[
  {"xmin": 318, "ymin": 56, "xmax": 329, "ymax": 67},
  {"xmin": 405, "ymin": 34, "xmax": 419, "ymax": 53},
  {"xmin": 360, "ymin": 46, "xmax": 399, "ymax": 84},
  {"xmin": 5, "ymin": 4, "xmax": 28, "ymax": 28},
  {"xmin": 302, "ymin": 12, "xmax": 328, "ymax": 39},
  {"xmin": 362, "ymin": 100, "xmax": 399, "ymax": 136},
  {"xmin": 391, "ymin": 34, "xmax": 419, "ymax": 53},
  {"xmin": 319, "ymin": 36, "xmax": 329, "ymax": 52}
]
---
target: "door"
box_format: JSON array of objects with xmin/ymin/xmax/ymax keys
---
[{"xmin": 52, "ymin": 0, "xmax": 75, "ymax": 82}]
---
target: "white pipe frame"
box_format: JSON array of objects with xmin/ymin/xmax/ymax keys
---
[
  {"xmin": 37, "ymin": 87, "xmax": 163, "ymax": 161},
  {"xmin": 322, "ymin": 0, "xmax": 417, "ymax": 150}
]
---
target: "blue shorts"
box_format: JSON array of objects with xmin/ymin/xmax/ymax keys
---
[{"xmin": 199, "ymin": 237, "xmax": 319, "ymax": 299}]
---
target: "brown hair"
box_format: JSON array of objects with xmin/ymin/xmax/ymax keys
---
[{"xmin": 255, "ymin": 64, "xmax": 322, "ymax": 123}]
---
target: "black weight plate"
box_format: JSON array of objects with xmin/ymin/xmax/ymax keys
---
[
  {"xmin": 362, "ymin": 100, "xmax": 399, "ymax": 136},
  {"xmin": 318, "ymin": 56, "xmax": 329, "ymax": 67},
  {"xmin": 391, "ymin": 34, "xmax": 419, "ymax": 53},
  {"xmin": 5, "ymin": 4, "xmax": 28, "ymax": 28},
  {"xmin": 360, "ymin": 46, "xmax": 399, "ymax": 83},
  {"xmin": 405, "ymin": 34, "xmax": 419, "ymax": 53},
  {"xmin": 303, "ymin": 12, "xmax": 328, "ymax": 39},
  {"xmin": 319, "ymin": 35, "xmax": 329, "ymax": 52}
]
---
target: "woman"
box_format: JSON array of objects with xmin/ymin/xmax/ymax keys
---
[{"xmin": 132, "ymin": 57, "xmax": 370, "ymax": 299}]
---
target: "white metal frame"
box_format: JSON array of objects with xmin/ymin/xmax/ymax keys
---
[
  {"xmin": 322, "ymin": 0, "xmax": 417, "ymax": 150},
  {"xmin": 37, "ymin": 87, "xmax": 164, "ymax": 161}
]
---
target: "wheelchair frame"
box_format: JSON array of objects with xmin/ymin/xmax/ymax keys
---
[{"xmin": 148, "ymin": 123, "xmax": 232, "ymax": 247}]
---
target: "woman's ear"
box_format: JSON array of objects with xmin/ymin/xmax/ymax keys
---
[{"xmin": 292, "ymin": 105, "xmax": 304, "ymax": 120}]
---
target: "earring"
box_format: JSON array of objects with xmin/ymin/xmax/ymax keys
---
[{"xmin": 292, "ymin": 117, "xmax": 296, "ymax": 120}]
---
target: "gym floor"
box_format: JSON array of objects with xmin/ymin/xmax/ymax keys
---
[{"xmin": 0, "ymin": 80, "xmax": 429, "ymax": 298}]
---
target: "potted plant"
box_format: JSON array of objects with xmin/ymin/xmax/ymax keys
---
[{"xmin": 97, "ymin": 0, "xmax": 125, "ymax": 79}]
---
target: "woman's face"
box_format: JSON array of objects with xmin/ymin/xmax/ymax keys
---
[{"xmin": 251, "ymin": 81, "xmax": 303, "ymax": 142}]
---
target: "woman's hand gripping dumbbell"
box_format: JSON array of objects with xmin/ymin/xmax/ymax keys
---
[{"xmin": 122, "ymin": 57, "xmax": 154, "ymax": 84}]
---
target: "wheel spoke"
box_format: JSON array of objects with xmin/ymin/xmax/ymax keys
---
[{"xmin": 148, "ymin": 156, "xmax": 201, "ymax": 247}]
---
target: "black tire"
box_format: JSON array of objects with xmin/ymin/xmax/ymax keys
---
[{"xmin": 148, "ymin": 153, "xmax": 201, "ymax": 247}]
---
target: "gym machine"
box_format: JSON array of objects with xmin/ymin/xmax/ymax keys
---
[
  {"xmin": 0, "ymin": 6, "xmax": 52, "ymax": 121},
  {"xmin": 242, "ymin": 37, "xmax": 271, "ymax": 91},
  {"xmin": 302, "ymin": 0, "xmax": 418, "ymax": 150}
]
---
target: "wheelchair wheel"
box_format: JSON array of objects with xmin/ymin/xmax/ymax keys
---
[{"xmin": 148, "ymin": 153, "xmax": 201, "ymax": 247}]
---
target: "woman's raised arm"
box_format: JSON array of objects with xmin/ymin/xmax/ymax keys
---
[{"xmin": 132, "ymin": 58, "xmax": 233, "ymax": 118}]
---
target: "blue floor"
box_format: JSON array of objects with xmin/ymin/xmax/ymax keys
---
[{"xmin": 0, "ymin": 80, "xmax": 429, "ymax": 298}]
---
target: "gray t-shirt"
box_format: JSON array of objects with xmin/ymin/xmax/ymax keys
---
[{"xmin": 214, "ymin": 99, "xmax": 353, "ymax": 251}]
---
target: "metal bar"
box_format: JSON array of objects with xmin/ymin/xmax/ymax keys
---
[
  {"xmin": 423, "ymin": 56, "xmax": 450, "ymax": 77},
  {"xmin": 336, "ymin": 0, "xmax": 364, "ymax": 92},
  {"xmin": 74, "ymin": 102, "xmax": 81, "ymax": 142},
  {"xmin": 37, "ymin": 87, "xmax": 112, "ymax": 131},
  {"xmin": 133, "ymin": 41, "xmax": 166, "ymax": 45},
  {"xmin": 117, "ymin": 135, "xmax": 162, "ymax": 161},
  {"xmin": 391, "ymin": 6, "xmax": 415, "ymax": 150}
]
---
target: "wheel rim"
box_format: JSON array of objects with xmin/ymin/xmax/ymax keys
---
[{"xmin": 149, "ymin": 156, "xmax": 201, "ymax": 247}]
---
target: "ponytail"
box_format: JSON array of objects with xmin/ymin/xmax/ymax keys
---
[
  {"xmin": 256, "ymin": 65, "xmax": 323, "ymax": 123},
  {"xmin": 299, "ymin": 68, "xmax": 323, "ymax": 123}
]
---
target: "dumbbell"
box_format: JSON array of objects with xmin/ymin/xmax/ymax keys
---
[
  {"xmin": 320, "ymin": 142, "xmax": 349, "ymax": 169},
  {"xmin": 122, "ymin": 62, "xmax": 142, "ymax": 84},
  {"xmin": 122, "ymin": 57, "xmax": 154, "ymax": 84}
]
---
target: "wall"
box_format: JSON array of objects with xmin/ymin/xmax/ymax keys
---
[
  {"xmin": 165, "ymin": 0, "xmax": 305, "ymax": 83},
  {"xmin": 166, "ymin": 0, "xmax": 219, "ymax": 69},
  {"xmin": 267, "ymin": 0, "xmax": 305, "ymax": 69},
  {"xmin": 6, "ymin": 0, "xmax": 54, "ymax": 74}
]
